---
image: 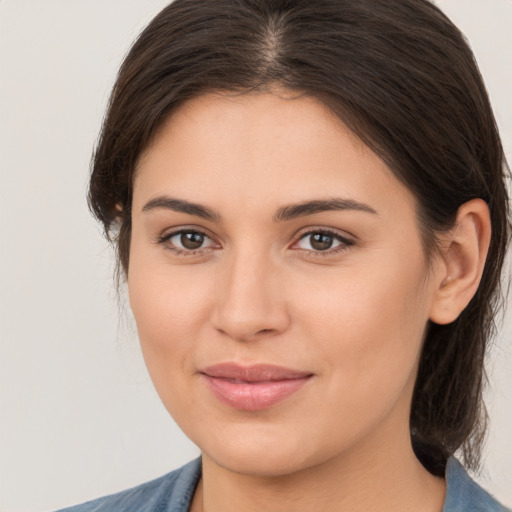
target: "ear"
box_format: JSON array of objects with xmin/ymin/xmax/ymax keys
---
[{"xmin": 429, "ymin": 199, "xmax": 491, "ymax": 325}]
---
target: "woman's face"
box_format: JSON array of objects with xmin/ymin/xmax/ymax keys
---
[{"xmin": 129, "ymin": 91, "xmax": 444, "ymax": 476}]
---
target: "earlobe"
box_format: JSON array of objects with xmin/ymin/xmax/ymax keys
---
[{"xmin": 429, "ymin": 199, "xmax": 491, "ymax": 325}]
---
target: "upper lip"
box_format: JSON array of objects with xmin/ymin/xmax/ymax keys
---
[{"xmin": 201, "ymin": 363, "xmax": 313, "ymax": 382}]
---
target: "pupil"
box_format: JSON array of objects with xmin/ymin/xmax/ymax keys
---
[
  {"xmin": 181, "ymin": 232, "xmax": 204, "ymax": 250},
  {"xmin": 311, "ymin": 233, "xmax": 333, "ymax": 251}
]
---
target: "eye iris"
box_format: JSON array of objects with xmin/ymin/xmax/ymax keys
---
[
  {"xmin": 310, "ymin": 233, "xmax": 333, "ymax": 251},
  {"xmin": 180, "ymin": 232, "xmax": 204, "ymax": 250}
]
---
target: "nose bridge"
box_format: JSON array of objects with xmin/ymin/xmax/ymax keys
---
[{"xmin": 212, "ymin": 243, "xmax": 289, "ymax": 341}]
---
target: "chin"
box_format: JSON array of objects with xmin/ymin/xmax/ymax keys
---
[
  {"xmin": 194, "ymin": 423, "xmax": 339, "ymax": 478},
  {"xmin": 206, "ymin": 446, "xmax": 314, "ymax": 478}
]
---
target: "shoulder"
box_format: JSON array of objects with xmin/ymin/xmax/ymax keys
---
[
  {"xmin": 443, "ymin": 457, "xmax": 510, "ymax": 512},
  {"xmin": 55, "ymin": 458, "xmax": 201, "ymax": 512}
]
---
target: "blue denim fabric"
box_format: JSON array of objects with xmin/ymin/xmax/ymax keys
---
[
  {"xmin": 57, "ymin": 456, "xmax": 509, "ymax": 511},
  {"xmin": 56, "ymin": 458, "xmax": 201, "ymax": 512},
  {"xmin": 442, "ymin": 458, "xmax": 510, "ymax": 512}
]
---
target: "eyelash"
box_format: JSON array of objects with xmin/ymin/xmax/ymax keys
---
[
  {"xmin": 156, "ymin": 228, "xmax": 354, "ymax": 257},
  {"xmin": 157, "ymin": 228, "xmax": 214, "ymax": 257},
  {"xmin": 294, "ymin": 229, "xmax": 354, "ymax": 257}
]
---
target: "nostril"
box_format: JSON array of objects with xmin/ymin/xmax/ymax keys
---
[{"xmin": 215, "ymin": 326, "xmax": 278, "ymax": 343}]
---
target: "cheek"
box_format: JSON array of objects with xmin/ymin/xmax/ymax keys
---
[
  {"xmin": 293, "ymin": 249, "xmax": 431, "ymax": 406},
  {"xmin": 127, "ymin": 246, "xmax": 217, "ymax": 406},
  {"xmin": 128, "ymin": 276, "xmax": 206, "ymax": 426},
  {"xmin": 128, "ymin": 228, "xmax": 214, "ymax": 332}
]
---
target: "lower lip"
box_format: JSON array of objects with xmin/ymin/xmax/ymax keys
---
[{"xmin": 202, "ymin": 375, "xmax": 312, "ymax": 411}]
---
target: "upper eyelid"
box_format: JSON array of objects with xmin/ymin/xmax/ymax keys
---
[
  {"xmin": 159, "ymin": 226, "xmax": 215, "ymax": 241},
  {"xmin": 159, "ymin": 226, "xmax": 352, "ymax": 238},
  {"xmin": 293, "ymin": 226, "xmax": 355, "ymax": 242}
]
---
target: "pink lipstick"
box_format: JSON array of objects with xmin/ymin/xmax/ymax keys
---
[{"xmin": 200, "ymin": 363, "xmax": 313, "ymax": 411}]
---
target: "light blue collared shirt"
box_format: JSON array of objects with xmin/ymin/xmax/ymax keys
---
[{"xmin": 56, "ymin": 457, "xmax": 510, "ymax": 512}]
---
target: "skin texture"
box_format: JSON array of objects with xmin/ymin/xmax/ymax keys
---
[{"xmin": 128, "ymin": 91, "xmax": 490, "ymax": 512}]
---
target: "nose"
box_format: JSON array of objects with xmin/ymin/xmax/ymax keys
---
[{"xmin": 211, "ymin": 250, "xmax": 291, "ymax": 342}]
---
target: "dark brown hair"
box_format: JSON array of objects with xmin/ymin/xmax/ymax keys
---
[{"xmin": 89, "ymin": 0, "xmax": 510, "ymax": 476}]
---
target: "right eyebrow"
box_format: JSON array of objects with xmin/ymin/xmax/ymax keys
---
[{"xmin": 141, "ymin": 196, "xmax": 221, "ymax": 221}]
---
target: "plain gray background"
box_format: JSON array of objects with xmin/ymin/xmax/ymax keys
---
[{"xmin": 0, "ymin": 1, "xmax": 511, "ymax": 511}]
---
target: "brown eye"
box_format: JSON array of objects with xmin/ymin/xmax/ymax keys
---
[
  {"xmin": 310, "ymin": 233, "xmax": 334, "ymax": 251},
  {"xmin": 163, "ymin": 230, "xmax": 215, "ymax": 253},
  {"xmin": 180, "ymin": 232, "xmax": 205, "ymax": 249},
  {"xmin": 295, "ymin": 230, "xmax": 352, "ymax": 254}
]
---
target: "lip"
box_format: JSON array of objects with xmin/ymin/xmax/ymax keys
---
[{"xmin": 200, "ymin": 363, "xmax": 313, "ymax": 411}]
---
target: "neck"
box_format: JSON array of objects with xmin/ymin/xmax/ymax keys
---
[{"xmin": 191, "ymin": 422, "xmax": 445, "ymax": 512}]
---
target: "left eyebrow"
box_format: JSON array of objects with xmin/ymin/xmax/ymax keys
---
[{"xmin": 273, "ymin": 198, "xmax": 378, "ymax": 222}]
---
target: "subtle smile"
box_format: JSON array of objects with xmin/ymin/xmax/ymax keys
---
[{"xmin": 200, "ymin": 363, "xmax": 314, "ymax": 411}]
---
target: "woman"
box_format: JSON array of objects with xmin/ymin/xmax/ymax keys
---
[{"xmin": 59, "ymin": 0, "xmax": 510, "ymax": 510}]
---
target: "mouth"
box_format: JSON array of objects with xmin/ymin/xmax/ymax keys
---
[{"xmin": 200, "ymin": 363, "xmax": 314, "ymax": 411}]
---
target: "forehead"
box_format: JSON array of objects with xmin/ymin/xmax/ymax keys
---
[
  {"xmin": 137, "ymin": 89, "xmax": 366, "ymax": 176},
  {"xmin": 133, "ymin": 91, "xmax": 416, "ymax": 222}
]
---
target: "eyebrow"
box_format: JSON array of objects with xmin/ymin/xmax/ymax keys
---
[
  {"xmin": 141, "ymin": 195, "xmax": 377, "ymax": 222},
  {"xmin": 142, "ymin": 196, "xmax": 221, "ymax": 221},
  {"xmin": 273, "ymin": 198, "xmax": 377, "ymax": 221}
]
